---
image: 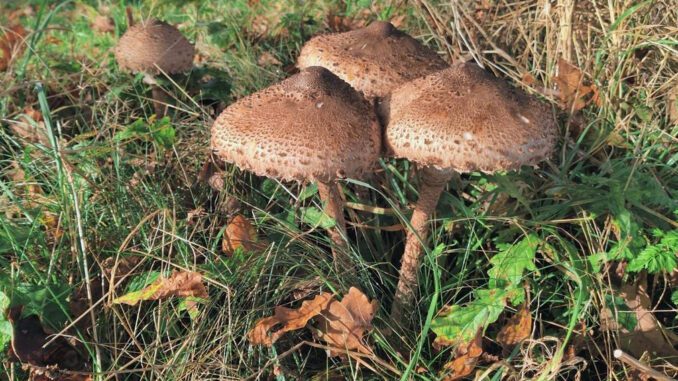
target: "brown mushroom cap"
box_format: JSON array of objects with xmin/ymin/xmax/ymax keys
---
[
  {"xmin": 385, "ymin": 62, "xmax": 558, "ymax": 173},
  {"xmin": 297, "ymin": 21, "xmax": 448, "ymax": 99},
  {"xmin": 114, "ymin": 18, "xmax": 194, "ymax": 74},
  {"xmin": 210, "ymin": 66, "xmax": 381, "ymax": 183}
]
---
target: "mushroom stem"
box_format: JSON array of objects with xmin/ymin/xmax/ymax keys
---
[
  {"xmin": 150, "ymin": 84, "xmax": 170, "ymax": 117},
  {"xmin": 390, "ymin": 166, "xmax": 452, "ymax": 323},
  {"xmin": 125, "ymin": 6, "xmax": 134, "ymax": 27},
  {"xmin": 316, "ymin": 180, "xmax": 351, "ymax": 270}
]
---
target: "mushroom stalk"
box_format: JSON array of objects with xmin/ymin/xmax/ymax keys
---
[
  {"xmin": 390, "ymin": 166, "xmax": 452, "ymax": 323},
  {"xmin": 143, "ymin": 74, "xmax": 170, "ymax": 117},
  {"xmin": 150, "ymin": 85, "xmax": 170, "ymax": 117},
  {"xmin": 316, "ymin": 180, "xmax": 351, "ymax": 270}
]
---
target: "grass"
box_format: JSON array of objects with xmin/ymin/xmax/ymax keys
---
[{"xmin": 1, "ymin": 0, "xmax": 677, "ymax": 380}]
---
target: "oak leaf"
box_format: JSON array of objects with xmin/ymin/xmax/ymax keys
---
[
  {"xmin": 497, "ymin": 303, "xmax": 532, "ymax": 347},
  {"xmin": 112, "ymin": 271, "xmax": 207, "ymax": 306},
  {"xmin": 91, "ymin": 15, "xmax": 114, "ymax": 33},
  {"xmin": 222, "ymin": 215, "xmax": 262, "ymax": 256},
  {"xmin": 441, "ymin": 329, "xmax": 483, "ymax": 381},
  {"xmin": 247, "ymin": 292, "xmax": 333, "ymax": 346},
  {"xmin": 554, "ymin": 58, "xmax": 599, "ymax": 112},
  {"xmin": 0, "ymin": 25, "xmax": 27, "ymax": 71},
  {"xmin": 316, "ymin": 287, "xmax": 378, "ymax": 356}
]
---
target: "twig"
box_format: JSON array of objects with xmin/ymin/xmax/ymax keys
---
[{"xmin": 614, "ymin": 349, "xmax": 676, "ymax": 381}]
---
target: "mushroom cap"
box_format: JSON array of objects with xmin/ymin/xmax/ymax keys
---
[
  {"xmin": 297, "ymin": 21, "xmax": 448, "ymax": 99},
  {"xmin": 384, "ymin": 62, "xmax": 558, "ymax": 173},
  {"xmin": 114, "ymin": 18, "xmax": 194, "ymax": 74},
  {"xmin": 210, "ymin": 66, "xmax": 381, "ymax": 183}
]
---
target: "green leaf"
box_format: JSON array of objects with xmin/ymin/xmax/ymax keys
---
[
  {"xmin": 431, "ymin": 288, "xmax": 508, "ymax": 347},
  {"xmin": 1, "ymin": 283, "xmax": 71, "ymax": 329},
  {"xmin": 627, "ymin": 243, "xmax": 677, "ymax": 274},
  {"xmin": 488, "ymin": 234, "xmax": 540, "ymax": 289},
  {"xmin": 0, "ymin": 291, "xmax": 11, "ymax": 353},
  {"xmin": 298, "ymin": 183, "xmax": 318, "ymax": 201},
  {"xmin": 124, "ymin": 271, "xmax": 162, "ymax": 294},
  {"xmin": 151, "ymin": 117, "xmax": 175, "ymax": 148},
  {"xmin": 300, "ymin": 207, "xmax": 336, "ymax": 229},
  {"xmin": 605, "ymin": 294, "xmax": 637, "ymax": 331},
  {"xmin": 671, "ymin": 290, "xmax": 678, "ymax": 306}
]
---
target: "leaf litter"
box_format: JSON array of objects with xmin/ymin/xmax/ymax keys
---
[{"xmin": 248, "ymin": 287, "xmax": 378, "ymax": 357}]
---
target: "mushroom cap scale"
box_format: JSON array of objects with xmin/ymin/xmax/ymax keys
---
[
  {"xmin": 114, "ymin": 19, "xmax": 194, "ymax": 74},
  {"xmin": 385, "ymin": 62, "xmax": 558, "ymax": 173},
  {"xmin": 297, "ymin": 21, "xmax": 448, "ymax": 99},
  {"xmin": 210, "ymin": 66, "xmax": 381, "ymax": 183}
]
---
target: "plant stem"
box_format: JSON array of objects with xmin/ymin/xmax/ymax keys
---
[
  {"xmin": 316, "ymin": 180, "xmax": 351, "ymax": 271},
  {"xmin": 390, "ymin": 166, "xmax": 451, "ymax": 323}
]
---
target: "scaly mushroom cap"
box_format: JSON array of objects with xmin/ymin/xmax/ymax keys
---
[
  {"xmin": 115, "ymin": 18, "xmax": 194, "ymax": 74},
  {"xmin": 297, "ymin": 21, "xmax": 448, "ymax": 99},
  {"xmin": 385, "ymin": 62, "xmax": 558, "ymax": 173},
  {"xmin": 210, "ymin": 66, "xmax": 381, "ymax": 183}
]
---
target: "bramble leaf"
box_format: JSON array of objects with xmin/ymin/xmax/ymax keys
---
[
  {"xmin": 431, "ymin": 288, "xmax": 508, "ymax": 347},
  {"xmin": 488, "ymin": 234, "xmax": 540, "ymax": 289}
]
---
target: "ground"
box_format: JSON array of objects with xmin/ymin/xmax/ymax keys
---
[{"xmin": 0, "ymin": 0, "xmax": 677, "ymax": 380}]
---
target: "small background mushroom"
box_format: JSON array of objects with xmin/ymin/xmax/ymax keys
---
[{"xmin": 114, "ymin": 17, "xmax": 195, "ymax": 116}]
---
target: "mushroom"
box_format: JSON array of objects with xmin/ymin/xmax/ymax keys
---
[
  {"xmin": 114, "ymin": 18, "xmax": 194, "ymax": 116},
  {"xmin": 210, "ymin": 66, "xmax": 381, "ymax": 270},
  {"xmin": 384, "ymin": 62, "xmax": 558, "ymax": 322},
  {"xmin": 297, "ymin": 21, "xmax": 448, "ymax": 100}
]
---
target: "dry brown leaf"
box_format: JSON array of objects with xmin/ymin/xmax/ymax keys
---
[
  {"xmin": 441, "ymin": 329, "xmax": 483, "ymax": 381},
  {"xmin": 222, "ymin": 214, "xmax": 261, "ymax": 256},
  {"xmin": 9, "ymin": 106, "xmax": 50, "ymax": 146},
  {"xmin": 668, "ymin": 84, "xmax": 678, "ymax": 125},
  {"xmin": 326, "ymin": 9, "xmax": 371, "ymax": 32},
  {"xmin": 554, "ymin": 58, "xmax": 598, "ymax": 112},
  {"xmin": 616, "ymin": 278, "xmax": 678, "ymax": 362},
  {"xmin": 247, "ymin": 292, "xmax": 333, "ymax": 346},
  {"xmin": 112, "ymin": 271, "xmax": 208, "ymax": 306},
  {"xmin": 316, "ymin": 287, "xmax": 378, "ymax": 356},
  {"xmin": 0, "ymin": 24, "xmax": 27, "ymax": 71},
  {"xmin": 497, "ymin": 303, "xmax": 532, "ymax": 347},
  {"xmin": 91, "ymin": 15, "xmax": 115, "ymax": 33},
  {"xmin": 8, "ymin": 307, "xmax": 90, "ymax": 376},
  {"xmin": 257, "ymin": 51, "xmax": 282, "ymax": 66}
]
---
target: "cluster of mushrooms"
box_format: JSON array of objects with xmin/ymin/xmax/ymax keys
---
[{"xmin": 114, "ymin": 19, "xmax": 557, "ymax": 322}]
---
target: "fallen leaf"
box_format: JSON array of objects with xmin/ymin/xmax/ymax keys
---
[
  {"xmin": 553, "ymin": 58, "xmax": 598, "ymax": 112},
  {"xmin": 0, "ymin": 24, "xmax": 27, "ymax": 71},
  {"xmin": 257, "ymin": 51, "xmax": 282, "ymax": 66},
  {"xmin": 247, "ymin": 292, "xmax": 333, "ymax": 346},
  {"xmin": 8, "ymin": 106, "xmax": 50, "ymax": 146},
  {"xmin": 91, "ymin": 15, "xmax": 114, "ymax": 33},
  {"xmin": 8, "ymin": 307, "xmax": 89, "ymax": 375},
  {"xmin": 222, "ymin": 215, "xmax": 261, "ymax": 256},
  {"xmin": 316, "ymin": 287, "xmax": 378, "ymax": 356},
  {"xmin": 668, "ymin": 84, "xmax": 678, "ymax": 125},
  {"xmin": 441, "ymin": 329, "xmax": 483, "ymax": 381},
  {"xmin": 112, "ymin": 271, "xmax": 208, "ymax": 306},
  {"xmin": 615, "ymin": 277, "xmax": 678, "ymax": 362},
  {"xmin": 497, "ymin": 303, "xmax": 532, "ymax": 347}
]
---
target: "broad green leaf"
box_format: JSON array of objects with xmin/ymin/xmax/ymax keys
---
[
  {"xmin": 671, "ymin": 290, "xmax": 678, "ymax": 306},
  {"xmin": 0, "ymin": 282, "xmax": 70, "ymax": 329},
  {"xmin": 114, "ymin": 281, "xmax": 165, "ymax": 305},
  {"xmin": 0, "ymin": 291, "xmax": 11, "ymax": 353},
  {"xmin": 488, "ymin": 234, "xmax": 540, "ymax": 289},
  {"xmin": 124, "ymin": 271, "xmax": 162, "ymax": 294},
  {"xmin": 431, "ymin": 288, "xmax": 508, "ymax": 347},
  {"xmin": 605, "ymin": 294, "xmax": 637, "ymax": 331},
  {"xmin": 298, "ymin": 183, "xmax": 318, "ymax": 201},
  {"xmin": 300, "ymin": 207, "xmax": 336, "ymax": 229}
]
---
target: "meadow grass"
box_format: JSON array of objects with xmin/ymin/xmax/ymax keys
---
[{"xmin": 1, "ymin": 0, "xmax": 677, "ymax": 380}]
